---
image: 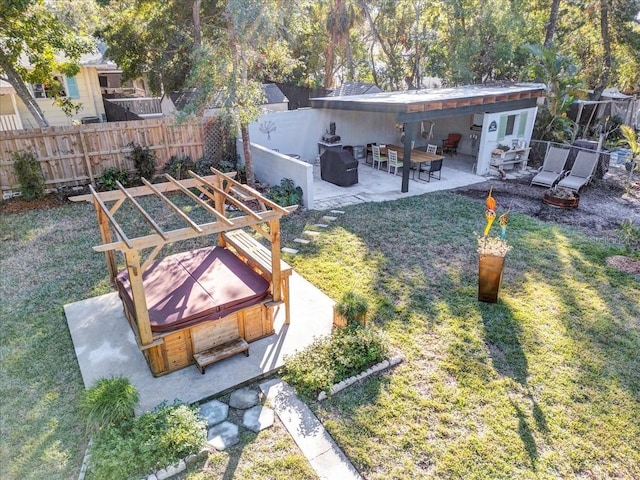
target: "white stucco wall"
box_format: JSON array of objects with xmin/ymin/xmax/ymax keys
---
[
  {"xmin": 237, "ymin": 140, "xmax": 314, "ymax": 209},
  {"xmin": 476, "ymin": 107, "xmax": 538, "ymax": 175}
]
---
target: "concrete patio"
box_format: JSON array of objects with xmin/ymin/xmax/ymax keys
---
[
  {"xmin": 312, "ymin": 153, "xmax": 487, "ymax": 210},
  {"xmin": 64, "ymin": 272, "xmax": 334, "ymax": 413}
]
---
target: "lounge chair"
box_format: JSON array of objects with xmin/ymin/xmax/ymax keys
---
[
  {"xmin": 530, "ymin": 146, "xmax": 570, "ymax": 188},
  {"xmin": 556, "ymin": 150, "xmax": 600, "ymax": 192}
]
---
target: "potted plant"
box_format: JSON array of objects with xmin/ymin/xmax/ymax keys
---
[
  {"xmin": 477, "ymin": 187, "xmax": 512, "ymax": 303},
  {"xmin": 333, "ymin": 291, "xmax": 369, "ymax": 328}
]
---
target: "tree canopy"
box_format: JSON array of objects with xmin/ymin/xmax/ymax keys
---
[{"xmin": 0, "ymin": 0, "xmax": 95, "ymax": 127}]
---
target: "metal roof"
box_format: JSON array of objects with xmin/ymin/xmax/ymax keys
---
[{"xmin": 310, "ymin": 83, "xmax": 546, "ymax": 122}]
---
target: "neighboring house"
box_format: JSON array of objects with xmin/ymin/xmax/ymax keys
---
[
  {"xmin": 328, "ymin": 82, "xmax": 383, "ymax": 97},
  {"xmin": 0, "ymin": 51, "xmax": 115, "ymax": 130},
  {"xmin": 161, "ymin": 83, "xmax": 289, "ymax": 117}
]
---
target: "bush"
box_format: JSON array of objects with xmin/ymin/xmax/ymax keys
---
[
  {"xmin": 164, "ymin": 155, "xmax": 193, "ymax": 180},
  {"xmin": 282, "ymin": 325, "xmax": 390, "ymax": 399},
  {"xmin": 335, "ymin": 291, "xmax": 369, "ymax": 326},
  {"xmin": 127, "ymin": 142, "xmax": 156, "ymax": 181},
  {"xmin": 620, "ymin": 219, "xmax": 640, "ymax": 253},
  {"xmin": 81, "ymin": 377, "xmax": 139, "ymax": 432},
  {"xmin": 98, "ymin": 167, "xmax": 130, "ymax": 191},
  {"xmin": 13, "ymin": 150, "xmax": 45, "ymax": 200},
  {"xmin": 87, "ymin": 403, "xmax": 206, "ymax": 480},
  {"xmin": 192, "ymin": 156, "xmax": 215, "ymax": 176},
  {"xmin": 266, "ymin": 178, "xmax": 303, "ymax": 207}
]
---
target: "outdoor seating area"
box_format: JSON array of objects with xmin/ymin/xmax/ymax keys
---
[{"xmin": 557, "ymin": 150, "xmax": 600, "ymax": 192}]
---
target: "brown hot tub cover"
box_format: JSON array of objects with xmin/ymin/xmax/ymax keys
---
[{"xmin": 116, "ymin": 246, "xmax": 270, "ymax": 332}]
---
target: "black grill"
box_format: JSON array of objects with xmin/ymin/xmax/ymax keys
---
[{"xmin": 320, "ymin": 149, "xmax": 358, "ymax": 187}]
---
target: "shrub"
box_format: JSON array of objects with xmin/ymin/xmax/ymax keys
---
[
  {"xmin": 192, "ymin": 156, "xmax": 215, "ymax": 176},
  {"xmin": 81, "ymin": 377, "xmax": 139, "ymax": 432},
  {"xmin": 282, "ymin": 325, "xmax": 390, "ymax": 399},
  {"xmin": 13, "ymin": 150, "xmax": 45, "ymax": 200},
  {"xmin": 87, "ymin": 403, "xmax": 206, "ymax": 480},
  {"xmin": 620, "ymin": 219, "xmax": 640, "ymax": 253},
  {"xmin": 98, "ymin": 167, "xmax": 130, "ymax": 191},
  {"xmin": 127, "ymin": 142, "xmax": 156, "ymax": 181},
  {"xmin": 266, "ymin": 178, "xmax": 303, "ymax": 207},
  {"xmin": 164, "ymin": 155, "xmax": 193, "ymax": 180},
  {"xmin": 335, "ymin": 291, "xmax": 369, "ymax": 326}
]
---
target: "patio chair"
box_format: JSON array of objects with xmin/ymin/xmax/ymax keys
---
[
  {"xmin": 442, "ymin": 133, "xmax": 462, "ymax": 154},
  {"xmin": 416, "ymin": 144, "xmax": 439, "ymax": 176},
  {"xmin": 556, "ymin": 150, "xmax": 600, "ymax": 192},
  {"xmin": 418, "ymin": 159, "xmax": 443, "ymax": 182},
  {"xmin": 530, "ymin": 146, "xmax": 570, "ymax": 188},
  {"xmin": 387, "ymin": 149, "xmax": 403, "ymax": 175},
  {"xmin": 372, "ymin": 145, "xmax": 387, "ymax": 170}
]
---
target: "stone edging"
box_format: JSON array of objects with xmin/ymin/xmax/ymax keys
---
[{"xmin": 317, "ymin": 354, "xmax": 404, "ymax": 401}]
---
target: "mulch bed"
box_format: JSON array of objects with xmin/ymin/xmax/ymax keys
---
[{"xmin": 606, "ymin": 255, "xmax": 640, "ymax": 275}]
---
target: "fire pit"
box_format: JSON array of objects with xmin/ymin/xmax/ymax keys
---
[{"xmin": 543, "ymin": 186, "xmax": 580, "ymax": 208}]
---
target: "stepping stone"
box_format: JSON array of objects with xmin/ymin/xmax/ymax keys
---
[
  {"xmin": 229, "ymin": 386, "xmax": 260, "ymax": 409},
  {"xmin": 303, "ymin": 230, "xmax": 321, "ymax": 237},
  {"xmin": 323, "ymin": 216, "xmax": 338, "ymax": 222},
  {"xmin": 199, "ymin": 399, "xmax": 229, "ymax": 427},
  {"xmin": 207, "ymin": 421, "xmax": 239, "ymax": 450},
  {"xmin": 330, "ymin": 210, "xmax": 345, "ymax": 214},
  {"xmin": 282, "ymin": 247, "xmax": 299, "ymax": 254},
  {"xmin": 294, "ymin": 238, "xmax": 310, "ymax": 244},
  {"xmin": 314, "ymin": 224, "xmax": 329, "ymax": 228},
  {"xmin": 242, "ymin": 405, "xmax": 275, "ymax": 433}
]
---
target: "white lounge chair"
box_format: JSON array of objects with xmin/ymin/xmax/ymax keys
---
[
  {"xmin": 557, "ymin": 150, "xmax": 600, "ymax": 192},
  {"xmin": 530, "ymin": 146, "xmax": 570, "ymax": 188}
]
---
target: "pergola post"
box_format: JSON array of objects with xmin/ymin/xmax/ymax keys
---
[
  {"xmin": 93, "ymin": 196, "xmax": 118, "ymax": 284},
  {"xmin": 269, "ymin": 219, "xmax": 283, "ymax": 305},
  {"xmin": 123, "ymin": 249, "xmax": 153, "ymax": 346}
]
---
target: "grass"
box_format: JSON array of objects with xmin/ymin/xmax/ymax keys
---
[
  {"xmin": 1, "ymin": 189, "xmax": 639, "ymax": 479},
  {"xmin": 278, "ymin": 192, "xmax": 640, "ymax": 479}
]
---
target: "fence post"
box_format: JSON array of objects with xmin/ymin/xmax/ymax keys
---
[{"xmin": 78, "ymin": 126, "xmax": 95, "ymax": 186}]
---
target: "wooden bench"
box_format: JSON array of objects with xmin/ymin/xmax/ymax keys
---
[
  {"xmin": 193, "ymin": 338, "xmax": 249, "ymax": 374},
  {"xmin": 222, "ymin": 229, "xmax": 293, "ymax": 324}
]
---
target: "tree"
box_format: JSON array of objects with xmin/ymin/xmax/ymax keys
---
[
  {"xmin": 96, "ymin": 0, "xmax": 197, "ymax": 95},
  {"xmin": 0, "ymin": 0, "xmax": 94, "ymax": 127}
]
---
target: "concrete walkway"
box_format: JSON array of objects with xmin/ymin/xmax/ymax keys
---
[{"xmin": 260, "ymin": 378, "xmax": 363, "ymax": 480}]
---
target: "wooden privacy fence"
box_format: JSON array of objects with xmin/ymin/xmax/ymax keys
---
[{"xmin": 0, "ymin": 117, "xmax": 235, "ymax": 195}]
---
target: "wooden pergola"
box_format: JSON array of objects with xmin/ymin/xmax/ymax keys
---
[{"xmin": 72, "ymin": 169, "xmax": 296, "ymax": 375}]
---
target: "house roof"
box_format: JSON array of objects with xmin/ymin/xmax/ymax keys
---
[
  {"xmin": 328, "ymin": 82, "xmax": 383, "ymax": 97},
  {"xmin": 169, "ymin": 84, "xmax": 288, "ymax": 111},
  {"xmin": 311, "ymin": 83, "xmax": 546, "ymax": 123}
]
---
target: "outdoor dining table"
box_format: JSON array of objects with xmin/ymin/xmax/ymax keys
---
[{"xmin": 383, "ymin": 144, "xmax": 445, "ymax": 180}]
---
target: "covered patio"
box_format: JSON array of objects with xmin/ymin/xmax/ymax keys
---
[{"xmin": 246, "ymin": 83, "xmax": 545, "ymax": 209}]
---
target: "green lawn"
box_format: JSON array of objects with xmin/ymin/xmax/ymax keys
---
[
  {"xmin": 278, "ymin": 192, "xmax": 640, "ymax": 479},
  {"xmin": 1, "ymin": 190, "xmax": 639, "ymax": 479}
]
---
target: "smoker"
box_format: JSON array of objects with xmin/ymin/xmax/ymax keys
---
[{"xmin": 320, "ymin": 148, "xmax": 359, "ymax": 187}]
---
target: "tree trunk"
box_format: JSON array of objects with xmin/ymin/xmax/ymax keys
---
[
  {"xmin": 240, "ymin": 122, "xmax": 255, "ymax": 186},
  {"xmin": 2, "ymin": 62, "xmax": 49, "ymax": 127},
  {"xmin": 599, "ymin": 0, "xmax": 612, "ymax": 91},
  {"xmin": 192, "ymin": 0, "xmax": 202, "ymax": 49},
  {"xmin": 544, "ymin": 0, "xmax": 561, "ymax": 47}
]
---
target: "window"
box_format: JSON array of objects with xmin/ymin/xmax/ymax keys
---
[
  {"xmin": 505, "ymin": 115, "xmax": 516, "ymax": 136},
  {"xmin": 32, "ymin": 75, "xmax": 79, "ymax": 99},
  {"xmin": 497, "ymin": 114, "xmax": 519, "ymax": 141}
]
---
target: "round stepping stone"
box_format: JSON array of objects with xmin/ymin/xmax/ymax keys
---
[
  {"xmin": 207, "ymin": 421, "xmax": 239, "ymax": 451},
  {"xmin": 229, "ymin": 387, "xmax": 260, "ymax": 409},
  {"xmin": 242, "ymin": 405, "xmax": 275, "ymax": 433},
  {"xmin": 199, "ymin": 399, "xmax": 229, "ymax": 427}
]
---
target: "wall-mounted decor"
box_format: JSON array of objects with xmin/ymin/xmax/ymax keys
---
[
  {"xmin": 488, "ymin": 120, "xmax": 497, "ymax": 132},
  {"xmin": 259, "ymin": 120, "xmax": 277, "ymax": 140}
]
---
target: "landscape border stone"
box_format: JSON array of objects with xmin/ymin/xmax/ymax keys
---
[{"xmin": 317, "ymin": 354, "xmax": 404, "ymax": 401}]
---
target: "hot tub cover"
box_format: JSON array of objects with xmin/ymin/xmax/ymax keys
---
[{"xmin": 116, "ymin": 246, "xmax": 270, "ymax": 332}]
